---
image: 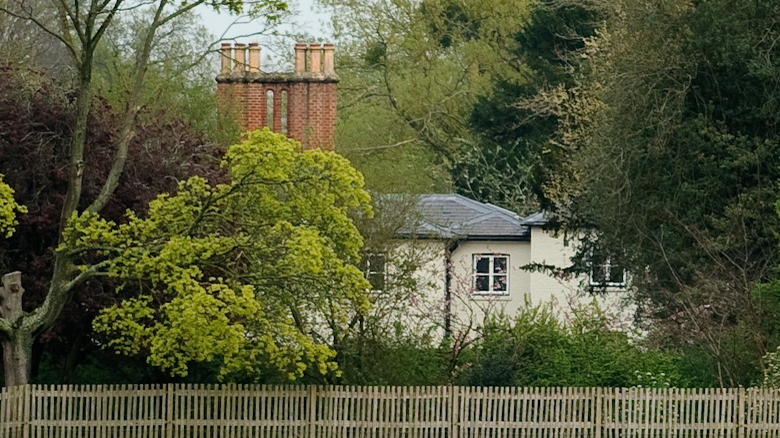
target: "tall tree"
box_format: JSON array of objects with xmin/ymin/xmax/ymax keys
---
[
  {"xmin": 323, "ymin": 0, "xmax": 531, "ymax": 193},
  {"xmin": 454, "ymin": 2, "xmax": 601, "ymax": 214},
  {"xmin": 0, "ymin": 0, "xmax": 286, "ymax": 385},
  {"xmin": 0, "ymin": 64, "xmax": 232, "ymax": 384},
  {"xmin": 85, "ymin": 129, "xmax": 372, "ymax": 380},
  {"xmin": 540, "ymin": 0, "xmax": 780, "ymax": 386}
]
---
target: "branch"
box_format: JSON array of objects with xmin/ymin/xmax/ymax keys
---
[
  {"xmin": 0, "ymin": 3, "xmax": 79, "ymax": 61},
  {"xmin": 25, "ymin": 260, "xmax": 110, "ymax": 334},
  {"xmin": 348, "ymin": 139, "xmax": 418, "ymax": 152},
  {"xmin": 86, "ymin": 0, "xmax": 171, "ymax": 214}
]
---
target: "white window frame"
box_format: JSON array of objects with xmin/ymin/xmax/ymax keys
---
[
  {"xmin": 589, "ymin": 257, "xmax": 626, "ymax": 287},
  {"xmin": 472, "ymin": 254, "xmax": 509, "ymax": 295}
]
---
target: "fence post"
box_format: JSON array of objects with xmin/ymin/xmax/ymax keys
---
[
  {"xmin": 594, "ymin": 387, "xmax": 602, "ymax": 438},
  {"xmin": 309, "ymin": 385, "xmax": 317, "ymax": 438},
  {"xmin": 165, "ymin": 384, "xmax": 174, "ymax": 438},
  {"xmin": 738, "ymin": 387, "xmax": 746, "ymax": 438},
  {"xmin": 449, "ymin": 385, "xmax": 459, "ymax": 438},
  {"xmin": 22, "ymin": 384, "xmax": 30, "ymax": 438}
]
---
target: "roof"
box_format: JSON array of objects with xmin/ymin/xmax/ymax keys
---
[
  {"xmin": 399, "ymin": 194, "xmax": 531, "ymax": 241},
  {"xmin": 521, "ymin": 211, "xmax": 549, "ymax": 226}
]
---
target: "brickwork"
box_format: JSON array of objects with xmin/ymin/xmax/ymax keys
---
[{"xmin": 216, "ymin": 43, "xmax": 339, "ymax": 150}]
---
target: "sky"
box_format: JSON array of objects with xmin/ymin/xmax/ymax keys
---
[
  {"xmin": 197, "ymin": 0, "xmax": 333, "ymax": 47},
  {"xmin": 196, "ymin": 0, "xmax": 333, "ymax": 69}
]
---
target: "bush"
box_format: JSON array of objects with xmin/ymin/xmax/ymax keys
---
[{"xmin": 458, "ymin": 299, "xmax": 680, "ymax": 387}]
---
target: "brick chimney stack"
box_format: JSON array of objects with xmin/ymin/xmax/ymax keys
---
[{"xmin": 216, "ymin": 42, "xmax": 339, "ymax": 151}]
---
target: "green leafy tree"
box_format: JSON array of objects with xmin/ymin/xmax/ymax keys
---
[
  {"xmin": 323, "ymin": 0, "xmax": 531, "ymax": 193},
  {"xmin": 536, "ymin": 0, "xmax": 780, "ymax": 385},
  {"xmin": 0, "ymin": 64, "xmax": 235, "ymax": 385},
  {"xmin": 0, "ymin": 0, "xmax": 286, "ymax": 386},
  {"xmin": 65, "ymin": 129, "xmax": 373, "ymax": 380},
  {"xmin": 454, "ymin": 2, "xmax": 601, "ymax": 214}
]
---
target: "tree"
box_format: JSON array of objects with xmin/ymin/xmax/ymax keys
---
[
  {"xmin": 0, "ymin": 0, "xmax": 287, "ymax": 385},
  {"xmin": 0, "ymin": 63, "xmax": 237, "ymax": 384},
  {"xmin": 453, "ymin": 2, "xmax": 601, "ymax": 215},
  {"xmin": 536, "ymin": 0, "xmax": 780, "ymax": 386},
  {"xmin": 322, "ymin": 0, "xmax": 531, "ymax": 193},
  {"xmin": 0, "ymin": 0, "xmax": 69, "ymax": 71},
  {"xmin": 65, "ymin": 129, "xmax": 372, "ymax": 380}
]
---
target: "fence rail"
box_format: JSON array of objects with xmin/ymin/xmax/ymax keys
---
[{"xmin": 2, "ymin": 385, "xmax": 780, "ymax": 437}]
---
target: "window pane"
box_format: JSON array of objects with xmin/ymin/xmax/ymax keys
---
[
  {"xmin": 475, "ymin": 275, "xmax": 490, "ymax": 291},
  {"xmin": 493, "ymin": 275, "xmax": 507, "ymax": 292},
  {"xmin": 608, "ymin": 266, "xmax": 625, "ymax": 284},
  {"xmin": 369, "ymin": 254, "xmax": 385, "ymax": 271},
  {"xmin": 368, "ymin": 272, "xmax": 385, "ymax": 291},
  {"xmin": 281, "ymin": 90, "xmax": 288, "ymax": 134},
  {"xmin": 475, "ymin": 257, "xmax": 490, "ymax": 274},
  {"xmin": 494, "ymin": 257, "xmax": 507, "ymax": 274},
  {"xmin": 591, "ymin": 265, "xmax": 607, "ymax": 284},
  {"xmin": 266, "ymin": 90, "xmax": 274, "ymax": 128}
]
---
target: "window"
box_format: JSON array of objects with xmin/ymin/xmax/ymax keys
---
[
  {"xmin": 473, "ymin": 254, "xmax": 509, "ymax": 295},
  {"xmin": 590, "ymin": 256, "xmax": 626, "ymax": 287},
  {"xmin": 266, "ymin": 90, "xmax": 274, "ymax": 128},
  {"xmin": 280, "ymin": 90, "xmax": 288, "ymax": 134},
  {"xmin": 360, "ymin": 253, "xmax": 386, "ymax": 291}
]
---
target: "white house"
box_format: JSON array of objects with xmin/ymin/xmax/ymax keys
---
[{"xmin": 365, "ymin": 194, "xmax": 631, "ymax": 332}]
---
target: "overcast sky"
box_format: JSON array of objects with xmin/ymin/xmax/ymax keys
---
[{"xmin": 198, "ymin": 0, "xmax": 332, "ymax": 43}]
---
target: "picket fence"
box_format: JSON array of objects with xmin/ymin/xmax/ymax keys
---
[{"xmin": 2, "ymin": 385, "xmax": 780, "ymax": 437}]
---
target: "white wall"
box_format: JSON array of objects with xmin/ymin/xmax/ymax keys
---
[
  {"xmin": 527, "ymin": 227, "xmax": 582, "ymax": 305},
  {"xmin": 381, "ymin": 228, "xmax": 635, "ymax": 339},
  {"xmin": 448, "ymin": 240, "xmax": 531, "ymax": 326}
]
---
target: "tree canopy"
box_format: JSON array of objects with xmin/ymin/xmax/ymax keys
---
[
  {"xmin": 0, "ymin": 0, "xmax": 288, "ymax": 386},
  {"xmin": 78, "ymin": 129, "xmax": 373, "ymax": 380},
  {"xmin": 326, "ymin": 0, "xmax": 532, "ymax": 194},
  {"xmin": 528, "ymin": 0, "xmax": 780, "ymax": 386}
]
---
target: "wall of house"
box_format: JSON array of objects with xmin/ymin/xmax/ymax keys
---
[
  {"xmin": 384, "ymin": 230, "xmax": 635, "ymax": 340},
  {"xmin": 364, "ymin": 240, "xmax": 448, "ymax": 339},
  {"xmin": 448, "ymin": 240, "xmax": 532, "ymax": 327},
  {"xmin": 527, "ymin": 227, "xmax": 582, "ymax": 305},
  {"xmin": 527, "ymin": 227, "xmax": 636, "ymax": 328}
]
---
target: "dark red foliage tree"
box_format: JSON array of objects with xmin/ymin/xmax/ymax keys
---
[{"xmin": 0, "ymin": 66, "xmax": 226, "ymax": 383}]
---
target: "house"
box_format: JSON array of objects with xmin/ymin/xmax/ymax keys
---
[
  {"xmin": 216, "ymin": 43, "xmax": 630, "ymax": 330},
  {"xmin": 370, "ymin": 194, "xmax": 629, "ymax": 330}
]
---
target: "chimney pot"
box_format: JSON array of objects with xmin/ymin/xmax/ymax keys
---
[
  {"xmin": 233, "ymin": 43, "xmax": 247, "ymax": 72},
  {"xmin": 220, "ymin": 43, "xmax": 232, "ymax": 73},
  {"xmin": 323, "ymin": 43, "xmax": 335, "ymax": 75},
  {"xmin": 294, "ymin": 43, "xmax": 307, "ymax": 73},
  {"xmin": 309, "ymin": 42, "xmax": 322, "ymax": 73},
  {"xmin": 248, "ymin": 42, "xmax": 261, "ymax": 72}
]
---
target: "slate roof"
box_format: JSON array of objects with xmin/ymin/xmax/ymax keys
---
[
  {"xmin": 401, "ymin": 194, "xmax": 531, "ymax": 241},
  {"xmin": 521, "ymin": 211, "xmax": 549, "ymax": 226}
]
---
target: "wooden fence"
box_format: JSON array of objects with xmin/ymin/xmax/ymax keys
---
[{"xmin": 2, "ymin": 385, "xmax": 780, "ymax": 437}]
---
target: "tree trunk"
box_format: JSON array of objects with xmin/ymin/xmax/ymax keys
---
[
  {"xmin": 2, "ymin": 330, "xmax": 32, "ymax": 386},
  {"xmin": 0, "ymin": 271, "xmax": 31, "ymax": 386},
  {"xmin": 63, "ymin": 333, "xmax": 84, "ymax": 384}
]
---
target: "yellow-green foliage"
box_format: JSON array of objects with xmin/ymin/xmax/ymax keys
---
[
  {"xmin": 76, "ymin": 129, "xmax": 372, "ymax": 380},
  {"xmin": 0, "ymin": 174, "xmax": 27, "ymax": 238}
]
